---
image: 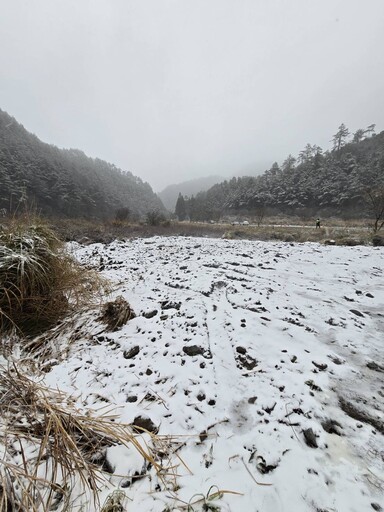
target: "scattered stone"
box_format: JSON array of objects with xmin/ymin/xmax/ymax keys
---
[
  {"xmin": 321, "ymin": 419, "xmax": 343, "ymax": 436},
  {"xmin": 237, "ymin": 353, "xmax": 258, "ymax": 371},
  {"xmin": 142, "ymin": 309, "xmax": 158, "ymax": 319},
  {"xmin": 303, "ymin": 428, "xmax": 318, "ymax": 448},
  {"xmin": 236, "ymin": 346, "xmax": 247, "ymax": 355},
  {"xmin": 248, "ymin": 396, "xmax": 257, "ymax": 404},
  {"xmin": 371, "ymin": 503, "xmax": 383, "ymax": 511},
  {"xmin": 161, "ymin": 301, "xmax": 181, "ymax": 310},
  {"xmin": 263, "ymin": 402, "xmax": 276, "ymax": 414},
  {"xmin": 197, "ymin": 392, "xmax": 206, "ymax": 401},
  {"xmin": 183, "ymin": 345, "xmax": 204, "ymax": 356},
  {"xmin": 366, "ymin": 292, "xmax": 374, "ymax": 298},
  {"xmin": 329, "ymin": 356, "xmax": 344, "ymax": 365},
  {"xmin": 132, "ymin": 415, "xmax": 158, "ymax": 434},
  {"xmin": 305, "ymin": 380, "xmax": 322, "ymax": 392},
  {"xmin": 126, "ymin": 396, "xmax": 138, "ymax": 403},
  {"xmin": 367, "ymin": 361, "xmax": 384, "ymax": 372},
  {"xmin": 123, "ymin": 346, "xmax": 140, "ymax": 359},
  {"xmin": 312, "ymin": 361, "xmax": 328, "ymax": 371},
  {"xmin": 291, "ymin": 355, "xmax": 297, "ymax": 363},
  {"xmin": 350, "ymin": 309, "xmax": 365, "ymax": 318}
]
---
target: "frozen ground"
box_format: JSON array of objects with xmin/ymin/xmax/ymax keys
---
[{"xmin": 42, "ymin": 236, "xmax": 383, "ymax": 511}]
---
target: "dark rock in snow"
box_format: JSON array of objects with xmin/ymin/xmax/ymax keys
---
[
  {"xmin": 142, "ymin": 310, "xmax": 158, "ymax": 319},
  {"xmin": 132, "ymin": 415, "xmax": 158, "ymax": 433},
  {"xmin": 305, "ymin": 380, "xmax": 322, "ymax": 392},
  {"xmin": 329, "ymin": 356, "xmax": 344, "ymax": 365},
  {"xmin": 312, "ymin": 361, "xmax": 328, "ymax": 371},
  {"xmin": 237, "ymin": 354, "xmax": 258, "ymax": 371},
  {"xmin": 183, "ymin": 345, "xmax": 204, "ymax": 356},
  {"xmin": 303, "ymin": 428, "xmax": 318, "ymax": 448},
  {"xmin": 321, "ymin": 419, "xmax": 343, "ymax": 435},
  {"xmin": 366, "ymin": 361, "xmax": 384, "ymax": 373},
  {"xmin": 350, "ymin": 309, "xmax": 365, "ymax": 317},
  {"xmin": 161, "ymin": 301, "xmax": 181, "ymax": 310},
  {"xmin": 124, "ymin": 346, "xmax": 140, "ymax": 359}
]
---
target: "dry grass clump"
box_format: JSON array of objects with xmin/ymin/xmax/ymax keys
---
[
  {"xmin": 101, "ymin": 296, "xmax": 136, "ymax": 331},
  {"xmin": 0, "ymin": 365, "xmax": 161, "ymax": 511},
  {"xmin": 0, "ymin": 218, "xmax": 103, "ymax": 336}
]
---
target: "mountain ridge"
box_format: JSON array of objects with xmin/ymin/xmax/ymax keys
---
[{"xmin": 0, "ymin": 109, "xmax": 165, "ymax": 219}]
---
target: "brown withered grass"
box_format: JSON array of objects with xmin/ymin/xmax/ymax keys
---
[
  {"xmin": 0, "ymin": 365, "xmax": 162, "ymax": 511},
  {"xmin": 0, "ymin": 217, "xmax": 104, "ymax": 336}
]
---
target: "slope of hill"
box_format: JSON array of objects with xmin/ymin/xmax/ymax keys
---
[
  {"xmin": 182, "ymin": 130, "xmax": 384, "ymax": 220},
  {"xmin": 0, "ymin": 109, "xmax": 165, "ymax": 219},
  {"xmin": 158, "ymin": 175, "xmax": 223, "ymax": 212}
]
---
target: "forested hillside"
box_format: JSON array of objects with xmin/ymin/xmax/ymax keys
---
[
  {"xmin": 0, "ymin": 109, "xmax": 165, "ymax": 219},
  {"xmin": 182, "ymin": 125, "xmax": 384, "ymax": 220}
]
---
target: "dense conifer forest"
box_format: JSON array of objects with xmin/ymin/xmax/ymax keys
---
[
  {"xmin": 179, "ymin": 125, "xmax": 384, "ymax": 221},
  {"xmin": 1, "ymin": 109, "xmax": 383, "ymax": 223},
  {"xmin": 0, "ymin": 109, "xmax": 165, "ymax": 219}
]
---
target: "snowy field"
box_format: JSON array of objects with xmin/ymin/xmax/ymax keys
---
[{"xmin": 43, "ymin": 236, "xmax": 383, "ymax": 511}]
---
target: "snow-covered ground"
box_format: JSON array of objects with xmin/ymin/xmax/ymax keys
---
[{"xmin": 44, "ymin": 236, "xmax": 383, "ymax": 511}]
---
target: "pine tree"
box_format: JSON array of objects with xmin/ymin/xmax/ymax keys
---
[
  {"xmin": 332, "ymin": 123, "xmax": 350, "ymax": 151},
  {"xmin": 175, "ymin": 192, "xmax": 187, "ymax": 220}
]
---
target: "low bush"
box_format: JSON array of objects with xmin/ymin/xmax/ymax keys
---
[{"xmin": 0, "ymin": 217, "xmax": 102, "ymax": 336}]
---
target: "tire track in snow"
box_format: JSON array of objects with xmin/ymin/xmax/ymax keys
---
[{"xmin": 203, "ymin": 283, "xmax": 248, "ymax": 411}]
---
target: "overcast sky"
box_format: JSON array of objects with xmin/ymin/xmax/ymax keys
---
[{"xmin": 1, "ymin": 0, "xmax": 383, "ymax": 191}]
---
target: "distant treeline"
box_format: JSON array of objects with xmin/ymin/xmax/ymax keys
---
[
  {"xmin": 0, "ymin": 109, "xmax": 164, "ymax": 219},
  {"xmin": 175, "ymin": 124, "xmax": 384, "ymax": 220}
]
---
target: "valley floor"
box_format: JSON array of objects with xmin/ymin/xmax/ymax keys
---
[{"xmin": 22, "ymin": 237, "xmax": 384, "ymax": 511}]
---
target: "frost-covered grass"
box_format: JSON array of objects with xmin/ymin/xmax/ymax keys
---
[{"xmin": 0, "ymin": 219, "xmax": 103, "ymax": 336}]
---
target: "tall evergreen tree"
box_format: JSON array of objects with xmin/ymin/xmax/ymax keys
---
[
  {"xmin": 175, "ymin": 192, "xmax": 187, "ymax": 220},
  {"xmin": 332, "ymin": 123, "xmax": 350, "ymax": 151}
]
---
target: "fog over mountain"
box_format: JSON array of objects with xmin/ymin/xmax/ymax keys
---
[
  {"xmin": 1, "ymin": 0, "xmax": 384, "ymax": 191},
  {"xmin": 159, "ymin": 176, "xmax": 224, "ymax": 211}
]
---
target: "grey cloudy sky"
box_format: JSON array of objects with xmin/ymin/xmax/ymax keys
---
[{"xmin": 1, "ymin": 0, "xmax": 384, "ymax": 191}]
